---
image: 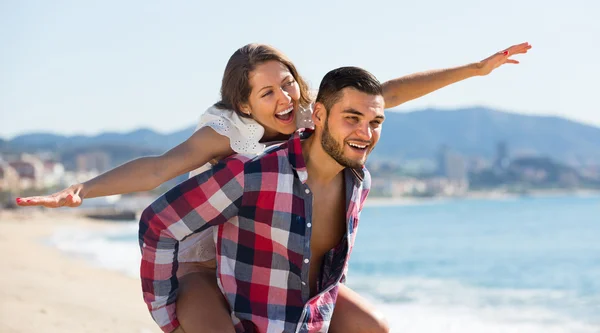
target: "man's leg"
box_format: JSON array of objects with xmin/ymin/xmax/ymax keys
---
[
  {"xmin": 175, "ymin": 262, "xmax": 236, "ymax": 333},
  {"xmin": 329, "ymin": 284, "xmax": 390, "ymax": 333}
]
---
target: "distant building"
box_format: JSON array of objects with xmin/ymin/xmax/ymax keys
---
[
  {"xmin": 558, "ymin": 171, "xmax": 580, "ymax": 188},
  {"xmin": 437, "ymin": 145, "xmax": 468, "ymax": 183},
  {"xmin": 468, "ymin": 157, "xmax": 491, "ymax": 173},
  {"xmin": 437, "ymin": 145, "xmax": 449, "ymax": 177},
  {"xmin": 42, "ymin": 160, "xmax": 66, "ymax": 188},
  {"xmin": 76, "ymin": 151, "xmax": 111, "ymax": 173},
  {"xmin": 445, "ymin": 153, "xmax": 468, "ymax": 183},
  {"xmin": 494, "ymin": 141, "xmax": 510, "ymax": 171},
  {"xmin": 580, "ymin": 166, "xmax": 600, "ymax": 181},
  {"xmin": 0, "ymin": 161, "xmax": 20, "ymax": 193},
  {"xmin": 61, "ymin": 170, "xmax": 99, "ymax": 187},
  {"xmin": 8, "ymin": 154, "xmax": 45, "ymax": 190},
  {"xmin": 434, "ymin": 145, "xmax": 469, "ymax": 194}
]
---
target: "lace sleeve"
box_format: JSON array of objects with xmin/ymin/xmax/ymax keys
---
[
  {"xmin": 197, "ymin": 105, "xmax": 266, "ymax": 154},
  {"xmin": 188, "ymin": 106, "xmax": 265, "ymax": 178},
  {"xmin": 188, "ymin": 104, "xmax": 313, "ymax": 178}
]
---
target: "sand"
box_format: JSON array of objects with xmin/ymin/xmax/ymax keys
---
[{"xmin": 0, "ymin": 209, "xmax": 161, "ymax": 333}]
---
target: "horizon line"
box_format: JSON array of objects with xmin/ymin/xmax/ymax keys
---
[{"xmin": 2, "ymin": 105, "xmax": 599, "ymax": 140}]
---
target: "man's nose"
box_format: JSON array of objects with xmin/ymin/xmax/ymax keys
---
[{"xmin": 356, "ymin": 122, "xmax": 372, "ymax": 140}]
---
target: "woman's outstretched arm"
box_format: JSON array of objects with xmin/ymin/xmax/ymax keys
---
[
  {"xmin": 16, "ymin": 126, "xmax": 233, "ymax": 208},
  {"xmin": 382, "ymin": 42, "xmax": 531, "ymax": 108}
]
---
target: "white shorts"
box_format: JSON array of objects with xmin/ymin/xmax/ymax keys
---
[{"xmin": 177, "ymin": 227, "xmax": 216, "ymax": 263}]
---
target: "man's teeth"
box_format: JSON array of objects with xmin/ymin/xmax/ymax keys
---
[
  {"xmin": 348, "ymin": 143, "xmax": 368, "ymax": 149},
  {"xmin": 276, "ymin": 107, "xmax": 293, "ymax": 116}
]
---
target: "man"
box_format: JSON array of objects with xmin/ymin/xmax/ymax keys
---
[{"xmin": 139, "ymin": 66, "xmax": 386, "ymax": 332}]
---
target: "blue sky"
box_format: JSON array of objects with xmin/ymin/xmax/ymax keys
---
[{"xmin": 1, "ymin": 0, "xmax": 598, "ymax": 138}]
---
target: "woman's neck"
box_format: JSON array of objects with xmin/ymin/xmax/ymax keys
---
[{"xmin": 260, "ymin": 131, "xmax": 291, "ymax": 143}]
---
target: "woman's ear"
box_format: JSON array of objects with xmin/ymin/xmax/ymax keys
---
[{"xmin": 239, "ymin": 103, "xmax": 251, "ymax": 116}]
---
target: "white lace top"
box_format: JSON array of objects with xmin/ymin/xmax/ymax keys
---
[{"xmin": 178, "ymin": 104, "xmax": 314, "ymax": 262}]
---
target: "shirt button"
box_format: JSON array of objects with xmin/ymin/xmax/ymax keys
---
[
  {"xmin": 305, "ymin": 188, "xmax": 310, "ymax": 194},
  {"xmin": 301, "ymin": 281, "xmax": 306, "ymax": 286},
  {"xmin": 307, "ymin": 223, "xmax": 312, "ymax": 228},
  {"xmin": 304, "ymin": 258, "xmax": 310, "ymax": 264}
]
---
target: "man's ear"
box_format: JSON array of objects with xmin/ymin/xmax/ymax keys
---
[{"xmin": 312, "ymin": 102, "xmax": 326, "ymax": 125}]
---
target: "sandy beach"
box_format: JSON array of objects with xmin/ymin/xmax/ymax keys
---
[{"xmin": 0, "ymin": 208, "xmax": 161, "ymax": 333}]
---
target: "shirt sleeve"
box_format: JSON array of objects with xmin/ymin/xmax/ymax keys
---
[
  {"xmin": 198, "ymin": 105, "xmax": 266, "ymax": 154},
  {"xmin": 138, "ymin": 157, "xmax": 245, "ymax": 333}
]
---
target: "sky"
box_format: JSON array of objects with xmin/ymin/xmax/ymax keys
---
[{"xmin": 1, "ymin": 0, "xmax": 599, "ymax": 138}]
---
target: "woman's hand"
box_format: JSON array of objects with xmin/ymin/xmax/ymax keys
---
[
  {"xmin": 477, "ymin": 42, "xmax": 532, "ymax": 76},
  {"xmin": 16, "ymin": 184, "xmax": 84, "ymax": 208}
]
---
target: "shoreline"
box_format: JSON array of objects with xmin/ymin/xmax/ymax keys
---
[
  {"xmin": 1, "ymin": 194, "xmax": 598, "ymax": 333},
  {"xmin": 0, "ymin": 209, "xmax": 160, "ymax": 333},
  {"xmin": 364, "ymin": 188, "xmax": 600, "ymax": 207}
]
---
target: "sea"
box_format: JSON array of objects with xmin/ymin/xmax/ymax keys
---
[{"xmin": 48, "ymin": 194, "xmax": 600, "ymax": 332}]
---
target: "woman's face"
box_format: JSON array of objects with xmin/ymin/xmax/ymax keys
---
[{"xmin": 242, "ymin": 60, "xmax": 301, "ymax": 138}]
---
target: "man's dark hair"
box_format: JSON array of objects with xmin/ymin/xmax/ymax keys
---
[{"xmin": 315, "ymin": 66, "xmax": 383, "ymax": 112}]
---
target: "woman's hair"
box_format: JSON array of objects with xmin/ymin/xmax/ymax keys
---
[{"xmin": 214, "ymin": 43, "xmax": 311, "ymax": 118}]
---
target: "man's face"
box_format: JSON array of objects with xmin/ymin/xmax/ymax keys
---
[{"xmin": 319, "ymin": 88, "xmax": 385, "ymax": 169}]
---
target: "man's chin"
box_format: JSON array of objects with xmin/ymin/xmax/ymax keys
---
[{"xmin": 342, "ymin": 158, "xmax": 366, "ymax": 170}]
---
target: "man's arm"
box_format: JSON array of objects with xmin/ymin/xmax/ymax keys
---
[
  {"xmin": 381, "ymin": 42, "xmax": 531, "ymax": 108},
  {"xmin": 139, "ymin": 158, "xmax": 246, "ymax": 333}
]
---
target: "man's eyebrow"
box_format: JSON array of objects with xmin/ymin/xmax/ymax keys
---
[
  {"xmin": 341, "ymin": 109, "xmax": 363, "ymax": 116},
  {"xmin": 258, "ymin": 75, "xmax": 293, "ymax": 93},
  {"xmin": 342, "ymin": 108, "xmax": 385, "ymax": 120}
]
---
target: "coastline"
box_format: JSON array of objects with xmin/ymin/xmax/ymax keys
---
[
  {"xmin": 0, "ymin": 209, "xmax": 160, "ymax": 333},
  {"xmin": 1, "ymin": 192, "xmax": 598, "ymax": 333},
  {"xmin": 364, "ymin": 188, "xmax": 600, "ymax": 207}
]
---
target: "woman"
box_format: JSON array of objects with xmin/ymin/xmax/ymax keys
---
[{"xmin": 17, "ymin": 42, "xmax": 531, "ymax": 333}]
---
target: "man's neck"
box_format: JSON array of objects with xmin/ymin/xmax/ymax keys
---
[{"xmin": 301, "ymin": 135, "xmax": 345, "ymax": 185}]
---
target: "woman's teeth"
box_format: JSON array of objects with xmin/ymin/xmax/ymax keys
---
[
  {"xmin": 276, "ymin": 107, "xmax": 293, "ymax": 116},
  {"xmin": 275, "ymin": 106, "xmax": 294, "ymax": 120}
]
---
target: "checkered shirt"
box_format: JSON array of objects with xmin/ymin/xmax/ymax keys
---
[{"xmin": 139, "ymin": 129, "xmax": 371, "ymax": 333}]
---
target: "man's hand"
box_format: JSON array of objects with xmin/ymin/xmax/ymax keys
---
[{"xmin": 477, "ymin": 42, "xmax": 532, "ymax": 76}]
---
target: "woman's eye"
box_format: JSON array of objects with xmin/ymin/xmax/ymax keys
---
[{"xmin": 262, "ymin": 91, "xmax": 272, "ymax": 98}]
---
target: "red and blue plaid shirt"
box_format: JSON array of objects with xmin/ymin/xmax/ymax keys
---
[{"xmin": 139, "ymin": 129, "xmax": 371, "ymax": 333}]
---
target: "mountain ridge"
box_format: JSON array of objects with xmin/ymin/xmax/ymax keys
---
[{"xmin": 3, "ymin": 107, "xmax": 599, "ymax": 166}]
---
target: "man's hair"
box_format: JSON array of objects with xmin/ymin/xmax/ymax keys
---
[{"xmin": 315, "ymin": 66, "xmax": 383, "ymax": 111}]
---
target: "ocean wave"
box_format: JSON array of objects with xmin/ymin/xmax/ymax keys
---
[
  {"xmin": 47, "ymin": 223, "xmax": 141, "ymax": 278},
  {"xmin": 375, "ymin": 303, "xmax": 599, "ymax": 333},
  {"xmin": 47, "ymin": 224, "xmax": 600, "ymax": 332},
  {"xmin": 347, "ymin": 275, "xmax": 600, "ymax": 333}
]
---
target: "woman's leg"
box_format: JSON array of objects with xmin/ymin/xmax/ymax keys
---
[
  {"xmin": 175, "ymin": 261, "xmax": 236, "ymax": 333},
  {"xmin": 329, "ymin": 284, "xmax": 390, "ymax": 333},
  {"xmin": 175, "ymin": 262, "xmax": 388, "ymax": 333}
]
